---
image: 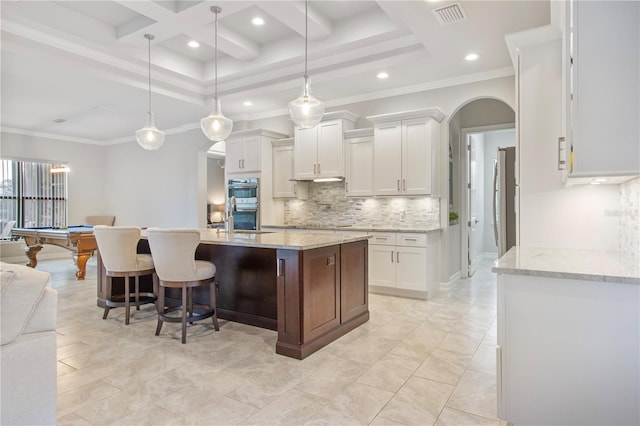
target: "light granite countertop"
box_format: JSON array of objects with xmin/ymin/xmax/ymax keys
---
[
  {"xmin": 194, "ymin": 229, "xmax": 369, "ymax": 251},
  {"xmin": 262, "ymin": 224, "xmax": 442, "ymax": 233},
  {"xmin": 492, "ymin": 246, "xmax": 640, "ymax": 285}
]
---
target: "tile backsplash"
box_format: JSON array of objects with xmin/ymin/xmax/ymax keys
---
[
  {"xmin": 283, "ymin": 181, "xmax": 440, "ymax": 228},
  {"xmin": 620, "ymin": 177, "xmax": 640, "ymax": 256}
]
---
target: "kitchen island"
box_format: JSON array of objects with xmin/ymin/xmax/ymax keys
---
[
  {"xmin": 97, "ymin": 230, "xmax": 369, "ymax": 359},
  {"xmin": 493, "ymin": 247, "xmax": 639, "ymax": 425}
]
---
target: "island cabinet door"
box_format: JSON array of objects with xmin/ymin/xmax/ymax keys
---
[
  {"xmin": 340, "ymin": 240, "xmax": 368, "ymax": 323},
  {"xmin": 301, "ymin": 245, "xmax": 341, "ymax": 342}
]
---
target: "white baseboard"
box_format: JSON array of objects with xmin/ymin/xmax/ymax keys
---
[{"xmin": 448, "ymin": 271, "xmax": 461, "ymax": 283}]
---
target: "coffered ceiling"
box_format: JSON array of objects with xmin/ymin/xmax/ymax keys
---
[{"xmin": 0, "ymin": 1, "xmax": 550, "ymax": 144}]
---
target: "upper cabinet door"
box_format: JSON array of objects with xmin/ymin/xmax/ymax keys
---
[
  {"xmin": 317, "ymin": 120, "xmax": 344, "ymax": 178},
  {"xmin": 273, "ymin": 144, "xmax": 295, "ymax": 198},
  {"xmin": 225, "ymin": 138, "xmax": 244, "ymax": 174},
  {"xmin": 241, "ymin": 136, "xmax": 261, "ymax": 172},
  {"xmin": 345, "ymin": 136, "xmax": 373, "ymax": 197},
  {"xmin": 402, "ymin": 118, "xmax": 432, "ymax": 195},
  {"xmin": 374, "ymin": 121, "xmax": 403, "ymax": 196},
  {"xmin": 294, "ymin": 126, "xmax": 318, "ymax": 180},
  {"xmin": 568, "ymin": 0, "xmax": 640, "ymax": 179},
  {"xmin": 225, "ymin": 136, "xmax": 261, "ymax": 173}
]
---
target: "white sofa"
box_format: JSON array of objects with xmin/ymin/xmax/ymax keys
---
[{"xmin": 1, "ymin": 262, "xmax": 57, "ymax": 425}]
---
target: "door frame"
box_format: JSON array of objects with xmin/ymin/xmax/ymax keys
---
[{"xmin": 459, "ymin": 123, "xmax": 515, "ymax": 277}]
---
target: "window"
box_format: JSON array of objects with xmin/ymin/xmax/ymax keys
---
[{"xmin": 0, "ymin": 159, "xmax": 68, "ymax": 228}]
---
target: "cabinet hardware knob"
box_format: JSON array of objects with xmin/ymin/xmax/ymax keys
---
[
  {"xmin": 397, "ymin": 179, "xmax": 400, "ymax": 191},
  {"xmin": 314, "ymin": 164, "xmax": 317, "ymax": 174},
  {"xmin": 403, "ymin": 179, "xmax": 406, "ymax": 191},
  {"xmin": 391, "ymin": 251, "xmax": 394, "ymax": 263},
  {"xmin": 318, "ymin": 163, "xmax": 321, "ymax": 174},
  {"xmin": 396, "ymin": 252, "xmax": 400, "ymax": 263}
]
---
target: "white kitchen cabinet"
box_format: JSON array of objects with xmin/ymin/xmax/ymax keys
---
[
  {"xmin": 226, "ymin": 135, "xmax": 261, "ymax": 173},
  {"xmin": 294, "ymin": 110, "xmax": 357, "ymax": 180},
  {"xmin": 368, "ymin": 231, "xmax": 439, "ymax": 299},
  {"xmin": 222, "ymin": 129, "xmax": 288, "ymax": 227},
  {"xmin": 367, "ymin": 109, "xmax": 444, "ymax": 196},
  {"xmin": 564, "ymin": 0, "xmax": 639, "ymax": 182},
  {"xmin": 344, "ymin": 128, "xmax": 374, "ymax": 197},
  {"xmin": 495, "ymin": 263, "xmax": 639, "ymax": 425},
  {"xmin": 272, "ymin": 138, "xmax": 308, "ymax": 199}
]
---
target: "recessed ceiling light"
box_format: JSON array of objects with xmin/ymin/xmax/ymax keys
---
[
  {"xmin": 243, "ymin": 101, "xmax": 253, "ymax": 106},
  {"xmin": 53, "ymin": 118, "xmax": 66, "ymax": 123},
  {"xmin": 251, "ymin": 17, "xmax": 265, "ymax": 26},
  {"xmin": 465, "ymin": 53, "xmax": 479, "ymax": 61},
  {"xmin": 377, "ymin": 72, "xmax": 389, "ymax": 79},
  {"xmin": 188, "ymin": 40, "xmax": 200, "ymax": 48}
]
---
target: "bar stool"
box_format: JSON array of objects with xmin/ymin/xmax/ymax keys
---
[
  {"xmin": 93, "ymin": 225, "xmax": 156, "ymax": 325},
  {"xmin": 146, "ymin": 228, "xmax": 219, "ymax": 344}
]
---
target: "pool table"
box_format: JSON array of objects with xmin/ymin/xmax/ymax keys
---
[{"xmin": 12, "ymin": 226, "xmax": 97, "ymax": 280}]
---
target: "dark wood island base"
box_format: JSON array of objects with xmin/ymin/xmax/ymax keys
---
[{"xmin": 97, "ymin": 233, "xmax": 369, "ymax": 359}]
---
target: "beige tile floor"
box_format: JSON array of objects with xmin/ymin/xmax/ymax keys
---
[{"xmin": 38, "ymin": 255, "xmax": 504, "ymax": 425}]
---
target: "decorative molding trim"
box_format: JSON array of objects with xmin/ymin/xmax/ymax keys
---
[
  {"xmin": 367, "ymin": 107, "xmax": 446, "ymax": 124},
  {"xmin": 0, "ymin": 127, "xmax": 106, "ymax": 145},
  {"xmin": 271, "ymin": 138, "xmax": 294, "ymax": 147},
  {"xmin": 344, "ymin": 128, "xmax": 374, "ymax": 138},
  {"xmin": 227, "ymin": 129, "xmax": 288, "ymax": 140}
]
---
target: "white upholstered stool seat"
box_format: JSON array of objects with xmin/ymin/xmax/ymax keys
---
[
  {"xmin": 94, "ymin": 225, "xmax": 156, "ymax": 325},
  {"xmin": 146, "ymin": 228, "xmax": 219, "ymax": 344}
]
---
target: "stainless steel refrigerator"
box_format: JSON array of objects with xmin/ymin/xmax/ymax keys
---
[{"xmin": 493, "ymin": 146, "xmax": 516, "ymax": 257}]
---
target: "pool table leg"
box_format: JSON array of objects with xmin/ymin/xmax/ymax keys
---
[
  {"xmin": 24, "ymin": 245, "xmax": 43, "ymax": 268},
  {"xmin": 73, "ymin": 252, "xmax": 91, "ymax": 280}
]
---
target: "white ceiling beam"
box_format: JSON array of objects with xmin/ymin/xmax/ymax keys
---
[
  {"xmin": 114, "ymin": 1, "xmax": 259, "ymax": 60},
  {"xmin": 259, "ymin": 1, "xmax": 332, "ymax": 40}
]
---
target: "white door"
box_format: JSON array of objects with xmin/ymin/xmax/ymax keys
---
[
  {"xmin": 467, "ymin": 134, "xmax": 482, "ymax": 276},
  {"xmin": 373, "ymin": 122, "xmax": 402, "ymax": 195},
  {"xmin": 294, "ymin": 126, "xmax": 318, "ymax": 179}
]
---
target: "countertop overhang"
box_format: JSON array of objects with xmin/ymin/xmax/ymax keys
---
[
  {"xmin": 492, "ymin": 246, "xmax": 640, "ymax": 284},
  {"xmin": 142, "ymin": 229, "xmax": 370, "ymax": 251}
]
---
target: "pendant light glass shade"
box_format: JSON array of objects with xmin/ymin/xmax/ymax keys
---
[
  {"xmin": 201, "ymin": 99, "xmax": 233, "ymax": 142},
  {"xmin": 136, "ymin": 111, "xmax": 165, "ymax": 150},
  {"xmin": 289, "ymin": 0, "xmax": 324, "ymax": 129},
  {"xmin": 288, "ymin": 76, "xmax": 325, "ymax": 129},
  {"xmin": 201, "ymin": 6, "xmax": 233, "ymax": 142},
  {"xmin": 136, "ymin": 34, "xmax": 165, "ymax": 150}
]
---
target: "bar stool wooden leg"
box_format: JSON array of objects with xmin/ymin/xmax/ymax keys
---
[
  {"xmin": 181, "ymin": 285, "xmax": 188, "ymax": 344},
  {"xmin": 103, "ymin": 276, "xmax": 112, "ymax": 319},
  {"xmin": 210, "ymin": 281, "xmax": 219, "ymax": 331},
  {"xmin": 135, "ymin": 275, "xmax": 140, "ymax": 310},
  {"xmin": 155, "ymin": 285, "xmax": 164, "ymax": 336},
  {"xmin": 124, "ymin": 274, "xmax": 131, "ymax": 325}
]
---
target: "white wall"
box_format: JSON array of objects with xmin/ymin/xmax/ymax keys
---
[
  {"xmin": 0, "ymin": 131, "xmax": 108, "ymax": 225},
  {"xmin": 103, "ymin": 128, "xmax": 212, "ymax": 228},
  {"xmin": 518, "ymin": 39, "xmax": 620, "ymax": 250}
]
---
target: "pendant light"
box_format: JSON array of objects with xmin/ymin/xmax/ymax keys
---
[
  {"xmin": 136, "ymin": 34, "xmax": 165, "ymax": 150},
  {"xmin": 201, "ymin": 6, "xmax": 233, "ymax": 142},
  {"xmin": 288, "ymin": 0, "xmax": 324, "ymax": 129}
]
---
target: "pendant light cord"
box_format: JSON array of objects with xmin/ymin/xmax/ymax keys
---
[
  {"xmin": 147, "ymin": 35, "xmax": 151, "ymax": 114},
  {"xmin": 215, "ymin": 8, "xmax": 219, "ymax": 102},
  {"xmin": 304, "ymin": 0, "xmax": 308, "ymax": 80}
]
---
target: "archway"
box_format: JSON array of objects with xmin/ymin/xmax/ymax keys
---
[{"xmin": 446, "ymin": 97, "xmax": 515, "ymax": 280}]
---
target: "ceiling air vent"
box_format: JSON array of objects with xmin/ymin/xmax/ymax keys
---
[{"xmin": 432, "ymin": 2, "xmax": 467, "ymax": 25}]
